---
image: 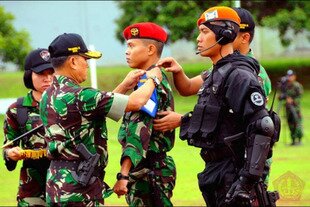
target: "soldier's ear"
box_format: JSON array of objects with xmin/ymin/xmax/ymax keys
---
[
  {"xmin": 68, "ymin": 56, "xmax": 78, "ymax": 70},
  {"xmin": 147, "ymin": 44, "xmax": 156, "ymax": 56},
  {"xmin": 241, "ymin": 32, "xmax": 251, "ymax": 43}
]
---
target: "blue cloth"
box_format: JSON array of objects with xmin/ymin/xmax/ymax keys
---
[{"xmin": 137, "ymin": 74, "xmax": 158, "ymax": 118}]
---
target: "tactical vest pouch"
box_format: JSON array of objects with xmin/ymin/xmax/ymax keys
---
[
  {"xmin": 180, "ymin": 112, "xmax": 192, "ymax": 140},
  {"xmin": 187, "ymin": 104, "xmax": 221, "ymax": 148},
  {"xmin": 187, "ymin": 103, "xmax": 205, "ymax": 138},
  {"xmin": 200, "ymin": 104, "xmax": 221, "ymax": 139}
]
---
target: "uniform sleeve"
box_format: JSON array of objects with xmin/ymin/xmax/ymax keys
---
[
  {"xmin": 3, "ymin": 107, "xmax": 20, "ymax": 142},
  {"xmin": 225, "ymin": 69, "xmax": 266, "ymax": 121},
  {"xmin": 291, "ymin": 82, "xmax": 303, "ymax": 105},
  {"xmin": 258, "ymin": 65, "xmax": 272, "ymax": 97},
  {"xmin": 107, "ymin": 93, "xmax": 129, "ymax": 121},
  {"xmin": 78, "ymin": 88, "xmax": 128, "ymax": 122},
  {"xmin": 118, "ymin": 112, "xmax": 153, "ymax": 168},
  {"xmin": 295, "ymin": 82, "xmax": 303, "ymax": 97},
  {"xmin": 3, "ymin": 105, "xmax": 19, "ymax": 171}
]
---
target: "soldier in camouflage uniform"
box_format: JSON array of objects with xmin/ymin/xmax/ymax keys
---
[
  {"xmin": 279, "ymin": 69, "xmax": 303, "ymax": 145},
  {"xmin": 40, "ymin": 33, "xmax": 162, "ymax": 206},
  {"xmin": 3, "ymin": 48, "xmax": 54, "ymax": 206},
  {"xmin": 113, "ymin": 22, "xmax": 176, "ymax": 207}
]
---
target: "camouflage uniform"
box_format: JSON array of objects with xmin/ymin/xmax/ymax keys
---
[
  {"xmin": 118, "ymin": 70, "xmax": 176, "ymax": 207},
  {"xmin": 284, "ymin": 80, "xmax": 303, "ymax": 144},
  {"xmin": 40, "ymin": 75, "xmax": 127, "ymax": 206},
  {"xmin": 3, "ymin": 91, "xmax": 49, "ymax": 207}
]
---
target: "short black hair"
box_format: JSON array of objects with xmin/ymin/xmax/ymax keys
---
[
  {"xmin": 51, "ymin": 56, "xmax": 68, "ymax": 69},
  {"xmin": 23, "ymin": 70, "xmax": 34, "ymax": 90},
  {"xmin": 142, "ymin": 39, "xmax": 164, "ymax": 57}
]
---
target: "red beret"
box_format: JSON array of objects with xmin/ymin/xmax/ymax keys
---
[{"xmin": 123, "ymin": 22, "xmax": 168, "ymax": 43}]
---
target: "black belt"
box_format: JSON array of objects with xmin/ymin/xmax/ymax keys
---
[
  {"xmin": 50, "ymin": 160, "xmax": 79, "ymax": 171},
  {"xmin": 200, "ymin": 146, "xmax": 234, "ymax": 162}
]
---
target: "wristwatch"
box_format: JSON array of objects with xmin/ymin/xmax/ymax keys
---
[
  {"xmin": 116, "ymin": 172, "xmax": 129, "ymax": 181},
  {"xmin": 147, "ymin": 75, "xmax": 160, "ymax": 87}
]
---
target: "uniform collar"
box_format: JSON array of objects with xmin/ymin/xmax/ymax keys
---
[
  {"xmin": 23, "ymin": 91, "xmax": 39, "ymax": 107},
  {"xmin": 247, "ymin": 49, "xmax": 254, "ymax": 58},
  {"xmin": 54, "ymin": 75, "xmax": 79, "ymax": 86},
  {"xmin": 146, "ymin": 64, "xmax": 156, "ymax": 71}
]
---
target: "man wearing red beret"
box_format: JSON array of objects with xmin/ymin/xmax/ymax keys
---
[{"xmin": 113, "ymin": 22, "xmax": 176, "ymax": 206}]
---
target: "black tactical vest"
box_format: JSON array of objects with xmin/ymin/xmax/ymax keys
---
[{"xmin": 180, "ymin": 62, "xmax": 254, "ymax": 149}]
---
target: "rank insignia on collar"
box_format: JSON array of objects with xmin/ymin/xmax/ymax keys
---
[{"xmin": 130, "ymin": 27, "xmax": 139, "ymax": 36}]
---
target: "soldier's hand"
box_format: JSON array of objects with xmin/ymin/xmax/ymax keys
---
[
  {"xmin": 146, "ymin": 67, "xmax": 162, "ymax": 82},
  {"xmin": 156, "ymin": 57, "xmax": 183, "ymax": 74},
  {"xmin": 225, "ymin": 176, "xmax": 253, "ymax": 207},
  {"xmin": 286, "ymin": 97, "xmax": 293, "ymax": 104},
  {"xmin": 113, "ymin": 180, "xmax": 129, "ymax": 197},
  {"xmin": 122, "ymin": 69, "xmax": 145, "ymax": 91},
  {"xmin": 6, "ymin": 146, "xmax": 24, "ymax": 161},
  {"xmin": 153, "ymin": 111, "xmax": 182, "ymax": 132}
]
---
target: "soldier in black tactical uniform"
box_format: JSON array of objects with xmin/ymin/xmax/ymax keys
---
[{"xmin": 155, "ymin": 6, "xmax": 278, "ymax": 207}]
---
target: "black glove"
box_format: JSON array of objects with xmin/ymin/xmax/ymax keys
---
[{"xmin": 225, "ymin": 176, "xmax": 254, "ymax": 207}]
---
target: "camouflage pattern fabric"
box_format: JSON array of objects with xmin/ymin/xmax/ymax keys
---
[
  {"xmin": 40, "ymin": 75, "xmax": 117, "ymax": 205},
  {"xmin": 3, "ymin": 91, "xmax": 49, "ymax": 206},
  {"xmin": 247, "ymin": 50, "xmax": 272, "ymax": 97},
  {"xmin": 285, "ymin": 81, "xmax": 303, "ymax": 144},
  {"xmin": 118, "ymin": 70, "xmax": 176, "ymax": 206}
]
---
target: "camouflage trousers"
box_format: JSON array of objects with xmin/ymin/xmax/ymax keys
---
[
  {"xmin": 18, "ymin": 197, "xmax": 46, "ymax": 207},
  {"xmin": 17, "ymin": 166, "xmax": 47, "ymax": 207},
  {"xmin": 286, "ymin": 106, "xmax": 303, "ymax": 143},
  {"xmin": 47, "ymin": 200, "xmax": 101, "ymax": 207},
  {"xmin": 45, "ymin": 168, "xmax": 108, "ymax": 206},
  {"xmin": 126, "ymin": 155, "xmax": 176, "ymax": 207}
]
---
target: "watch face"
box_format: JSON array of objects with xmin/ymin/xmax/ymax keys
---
[
  {"xmin": 154, "ymin": 77, "xmax": 160, "ymax": 85},
  {"xmin": 150, "ymin": 76, "xmax": 160, "ymax": 86}
]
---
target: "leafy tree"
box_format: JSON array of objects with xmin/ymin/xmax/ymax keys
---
[
  {"xmin": 114, "ymin": 0, "xmax": 310, "ymax": 47},
  {"xmin": 0, "ymin": 6, "xmax": 32, "ymax": 70},
  {"xmin": 261, "ymin": 3, "xmax": 310, "ymax": 46}
]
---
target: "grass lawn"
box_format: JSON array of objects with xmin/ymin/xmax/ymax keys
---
[{"xmin": 0, "ymin": 67, "xmax": 309, "ymax": 206}]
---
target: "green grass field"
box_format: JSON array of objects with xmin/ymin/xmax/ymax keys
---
[{"xmin": 0, "ymin": 66, "xmax": 309, "ymax": 206}]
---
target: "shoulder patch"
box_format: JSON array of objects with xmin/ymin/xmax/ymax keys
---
[{"xmin": 250, "ymin": 92, "xmax": 264, "ymax": 106}]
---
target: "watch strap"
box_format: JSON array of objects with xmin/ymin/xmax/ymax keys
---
[{"xmin": 117, "ymin": 172, "xmax": 129, "ymax": 180}]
